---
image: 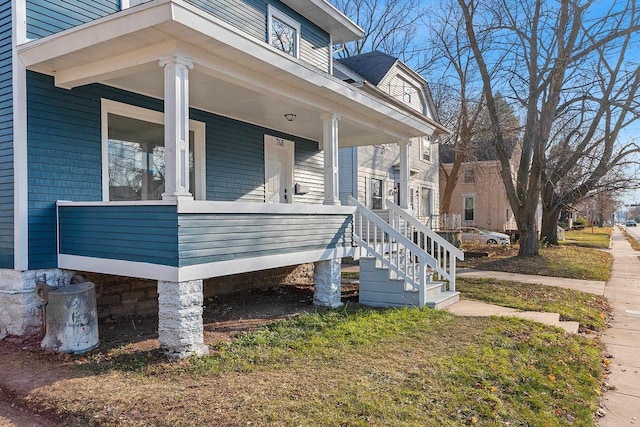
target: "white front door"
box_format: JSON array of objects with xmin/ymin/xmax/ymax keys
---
[{"xmin": 264, "ymin": 135, "xmax": 294, "ymax": 203}]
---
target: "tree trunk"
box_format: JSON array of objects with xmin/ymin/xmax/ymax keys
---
[
  {"xmin": 540, "ymin": 208, "xmax": 561, "ymax": 245},
  {"xmin": 514, "ymin": 205, "xmax": 539, "ymax": 256},
  {"xmin": 518, "ymin": 227, "xmax": 539, "ymax": 256}
]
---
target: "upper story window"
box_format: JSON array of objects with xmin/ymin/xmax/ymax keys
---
[
  {"xmin": 421, "ymin": 136, "xmax": 431, "ymax": 162},
  {"xmin": 403, "ymin": 81, "xmax": 412, "ymax": 104},
  {"xmin": 463, "ymin": 169, "xmax": 475, "ymax": 184},
  {"xmin": 268, "ymin": 6, "xmax": 301, "ymax": 58}
]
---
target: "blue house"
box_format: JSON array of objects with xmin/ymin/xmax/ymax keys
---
[{"xmin": 0, "ymin": 0, "xmax": 461, "ymax": 357}]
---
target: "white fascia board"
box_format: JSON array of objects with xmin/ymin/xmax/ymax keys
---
[
  {"xmin": 178, "ymin": 247, "xmax": 354, "ymax": 282},
  {"xmin": 59, "ymin": 247, "xmax": 355, "ymax": 282},
  {"xmin": 17, "ymin": 0, "xmax": 174, "ymax": 67},
  {"xmin": 58, "ymin": 254, "xmax": 180, "ymax": 282},
  {"xmin": 280, "ymin": 0, "xmax": 363, "ymax": 43},
  {"xmin": 17, "ymin": 0, "xmax": 428, "ymax": 139}
]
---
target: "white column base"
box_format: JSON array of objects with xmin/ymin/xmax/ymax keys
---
[
  {"xmin": 158, "ymin": 279, "xmax": 209, "ymax": 358},
  {"xmin": 313, "ymin": 259, "xmax": 343, "ymax": 308}
]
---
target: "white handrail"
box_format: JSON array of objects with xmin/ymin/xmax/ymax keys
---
[
  {"xmin": 349, "ymin": 196, "xmax": 436, "ymax": 303},
  {"xmin": 385, "ymin": 199, "xmax": 463, "ymax": 291}
]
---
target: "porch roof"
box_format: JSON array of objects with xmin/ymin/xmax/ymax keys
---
[{"xmin": 18, "ymin": 0, "xmax": 435, "ymax": 148}]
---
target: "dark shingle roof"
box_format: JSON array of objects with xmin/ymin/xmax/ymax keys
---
[{"xmin": 337, "ymin": 51, "xmax": 398, "ymax": 85}]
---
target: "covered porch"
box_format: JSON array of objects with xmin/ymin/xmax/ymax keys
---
[{"xmin": 18, "ymin": 0, "xmax": 434, "ymax": 356}]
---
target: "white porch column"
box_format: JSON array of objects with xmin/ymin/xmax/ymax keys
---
[
  {"xmin": 321, "ymin": 112, "xmax": 341, "ymax": 206},
  {"xmin": 314, "ymin": 258, "xmax": 343, "ymax": 308},
  {"xmin": 158, "ymin": 279, "xmax": 209, "ymax": 358},
  {"xmin": 399, "ymin": 140, "xmax": 411, "ymax": 210},
  {"xmin": 160, "ymin": 55, "xmax": 193, "ymax": 201}
]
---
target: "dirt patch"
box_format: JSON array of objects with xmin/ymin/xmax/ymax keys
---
[{"xmin": 0, "ymin": 283, "xmax": 359, "ymax": 425}]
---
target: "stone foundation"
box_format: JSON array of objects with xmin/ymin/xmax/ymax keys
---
[
  {"xmin": 158, "ymin": 279, "xmax": 208, "ymax": 358},
  {"xmin": 0, "ymin": 269, "xmax": 75, "ymax": 339},
  {"xmin": 313, "ymin": 259, "xmax": 343, "ymax": 308}
]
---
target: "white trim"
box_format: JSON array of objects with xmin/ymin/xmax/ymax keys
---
[
  {"xmin": 462, "ymin": 194, "xmax": 476, "ymax": 222},
  {"xmin": 178, "ymin": 247, "xmax": 353, "ymax": 281},
  {"xmin": 56, "ymin": 199, "xmax": 356, "ymax": 215},
  {"xmin": 420, "ymin": 136, "xmax": 432, "ymax": 163},
  {"xmin": 12, "ymin": 1, "xmax": 28, "ymax": 270},
  {"xmin": 121, "ymin": 0, "xmax": 149, "ymax": 9},
  {"xmin": 58, "ymin": 247, "xmax": 354, "ymax": 282},
  {"xmin": 267, "ymin": 4, "xmax": 301, "ymax": 59},
  {"xmin": 17, "ymin": 2, "xmax": 434, "ymax": 142},
  {"xmin": 100, "ymin": 99, "xmax": 206, "ymax": 201},
  {"xmin": 59, "ymin": 254, "xmax": 179, "ymax": 281}
]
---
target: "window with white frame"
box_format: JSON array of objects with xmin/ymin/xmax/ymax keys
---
[
  {"xmin": 102, "ymin": 100, "xmax": 206, "ymax": 201},
  {"xmin": 420, "ymin": 187, "xmax": 432, "ymax": 218},
  {"xmin": 421, "ymin": 136, "xmax": 431, "ymax": 162},
  {"xmin": 267, "ymin": 5, "xmax": 301, "ymax": 58},
  {"xmin": 463, "ymin": 195, "xmax": 475, "ymax": 221},
  {"xmin": 403, "ymin": 81, "xmax": 412, "ymax": 104},
  {"xmin": 369, "ymin": 177, "xmax": 383, "ymax": 210}
]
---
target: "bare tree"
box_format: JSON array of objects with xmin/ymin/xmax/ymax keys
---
[
  {"xmin": 330, "ymin": 0, "xmax": 425, "ymax": 64},
  {"xmin": 458, "ymin": 0, "xmax": 640, "ymax": 256},
  {"xmin": 419, "ymin": 0, "xmax": 487, "ymax": 214}
]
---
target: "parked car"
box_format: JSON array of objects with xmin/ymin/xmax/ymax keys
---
[
  {"xmin": 626, "ymin": 220, "xmax": 637, "ymax": 227},
  {"xmin": 461, "ymin": 227, "xmax": 511, "ymax": 244}
]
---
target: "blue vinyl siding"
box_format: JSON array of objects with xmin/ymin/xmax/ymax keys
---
[
  {"xmin": 27, "ymin": 72, "xmax": 325, "ymax": 269},
  {"xmin": 185, "ymin": 0, "xmax": 330, "ymax": 72},
  {"xmin": 0, "ymin": 0, "xmax": 12, "ymax": 268},
  {"xmin": 58, "ymin": 205, "xmax": 179, "ymax": 266},
  {"xmin": 58, "ymin": 206, "xmax": 352, "ymax": 269},
  {"xmin": 177, "ymin": 213, "xmax": 352, "ymax": 267},
  {"xmin": 26, "ymin": 0, "xmax": 119, "ymax": 39}
]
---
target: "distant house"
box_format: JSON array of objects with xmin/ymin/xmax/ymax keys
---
[
  {"xmin": 334, "ymin": 51, "xmax": 449, "ymax": 227},
  {"xmin": 0, "ymin": 1, "xmax": 461, "ymax": 357},
  {"xmin": 439, "ymin": 142, "xmax": 518, "ymax": 233}
]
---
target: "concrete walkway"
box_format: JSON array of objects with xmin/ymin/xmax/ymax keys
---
[
  {"xmin": 446, "ymin": 299, "xmax": 580, "ymax": 333},
  {"xmin": 457, "ymin": 268, "xmax": 607, "ymax": 295},
  {"xmin": 598, "ymin": 228, "xmax": 640, "ymax": 425}
]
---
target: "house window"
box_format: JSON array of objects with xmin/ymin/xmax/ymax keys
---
[
  {"xmin": 102, "ymin": 100, "xmax": 206, "ymax": 201},
  {"xmin": 370, "ymin": 178, "xmax": 383, "ymax": 210},
  {"xmin": 420, "ymin": 187, "xmax": 432, "ymax": 218},
  {"xmin": 421, "ymin": 136, "xmax": 431, "ymax": 162},
  {"xmin": 267, "ymin": 6, "xmax": 300, "ymax": 58},
  {"xmin": 403, "ymin": 82, "xmax": 412, "ymax": 104},
  {"xmin": 463, "ymin": 196, "xmax": 475, "ymax": 221},
  {"xmin": 463, "ymin": 169, "xmax": 475, "ymax": 183}
]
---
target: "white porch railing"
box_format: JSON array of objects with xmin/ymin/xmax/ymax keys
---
[
  {"xmin": 386, "ymin": 200, "xmax": 464, "ymax": 291},
  {"xmin": 349, "ymin": 196, "xmax": 440, "ymax": 305}
]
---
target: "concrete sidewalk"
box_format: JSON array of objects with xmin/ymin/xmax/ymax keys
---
[
  {"xmin": 457, "ymin": 268, "xmax": 607, "ymax": 295},
  {"xmin": 598, "ymin": 228, "xmax": 640, "ymax": 425}
]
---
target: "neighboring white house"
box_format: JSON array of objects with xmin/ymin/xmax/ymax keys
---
[{"xmin": 334, "ymin": 51, "xmax": 448, "ymax": 227}]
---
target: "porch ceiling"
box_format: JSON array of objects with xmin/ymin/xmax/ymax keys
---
[{"xmin": 17, "ymin": 0, "xmax": 436, "ymax": 148}]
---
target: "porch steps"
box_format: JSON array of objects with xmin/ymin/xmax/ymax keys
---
[{"xmin": 358, "ymin": 257, "xmax": 460, "ymax": 309}]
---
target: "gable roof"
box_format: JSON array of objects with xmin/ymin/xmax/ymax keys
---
[{"xmin": 337, "ymin": 51, "xmax": 398, "ymax": 85}]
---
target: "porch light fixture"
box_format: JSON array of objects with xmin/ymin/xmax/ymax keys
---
[{"xmin": 284, "ymin": 113, "xmax": 296, "ymax": 122}]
